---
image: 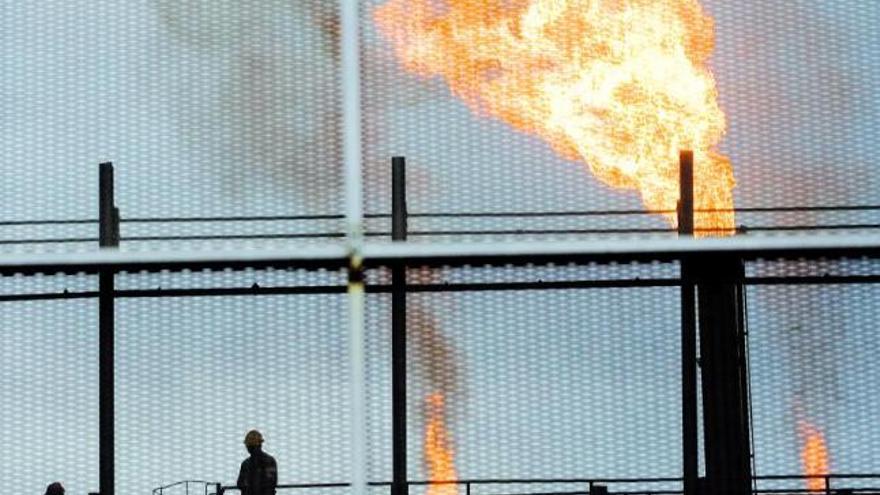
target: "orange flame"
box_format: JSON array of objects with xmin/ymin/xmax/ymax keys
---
[
  {"xmin": 424, "ymin": 393, "xmax": 458, "ymax": 495},
  {"xmin": 799, "ymin": 420, "xmax": 830, "ymax": 492},
  {"xmin": 374, "ymin": 0, "xmax": 734, "ymax": 233}
]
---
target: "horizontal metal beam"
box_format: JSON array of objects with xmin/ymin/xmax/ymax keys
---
[
  {"xmin": 362, "ymin": 234, "xmax": 880, "ymax": 268},
  {"xmin": 2, "ymin": 234, "xmax": 880, "ymax": 276},
  {"xmin": 0, "ymin": 245, "xmax": 349, "ymax": 275},
  {"xmin": 213, "ymin": 472, "xmax": 880, "ymax": 489},
  {"xmin": 6, "ymin": 273, "xmax": 880, "ymax": 303}
]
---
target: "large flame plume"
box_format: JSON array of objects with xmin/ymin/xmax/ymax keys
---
[
  {"xmin": 424, "ymin": 393, "xmax": 458, "ymax": 495},
  {"xmin": 374, "ymin": 0, "xmax": 735, "ymax": 233},
  {"xmin": 798, "ymin": 420, "xmax": 830, "ymax": 492}
]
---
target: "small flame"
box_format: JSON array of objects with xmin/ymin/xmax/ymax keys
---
[
  {"xmin": 374, "ymin": 0, "xmax": 735, "ymax": 234},
  {"xmin": 424, "ymin": 393, "xmax": 458, "ymax": 495},
  {"xmin": 799, "ymin": 420, "xmax": 830, "ymax": 492}
]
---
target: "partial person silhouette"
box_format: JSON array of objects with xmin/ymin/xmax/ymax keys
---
[
  {"xmin": 237, "ymin": 429, "xmax": 278, "ymax": 495},
  {"xmin": 44, "ymin": 482, "xmax": 64, "ymax": 495}
]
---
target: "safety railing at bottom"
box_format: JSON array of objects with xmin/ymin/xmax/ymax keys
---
[
  {"xmin": 152, "ymin": 479, "xmax": 219, "ymax": 495},
  {"xmin": 210, "ymin": 475, "xmax": 880, "ymax": 495}
]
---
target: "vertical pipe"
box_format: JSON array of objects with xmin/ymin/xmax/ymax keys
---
[
  {"xmin": 341, "ymin": 0, "xmax": 364, "ymax": 231},
  {"xmin": 99, "ymin": 162, "xmax": 119, "ymax": 495},
  {"xmin": 684, "ymin": 147, "xmax": 749, "ymax": 495},
  {"xmin": 347, "ymin": 259, "xmax": 367, "ymax": 495},
  {"xmin": 678, "ymin": 151, "xmax": 698, "ymax": 495},
  {"xmin": 341, "ymin": 1, "xmax": 366, "ymax": 495},
  {"xmin": 698, "ymin": 259, "xmax": 751, "ymax": 495},
  {"xmin": 678, "ymin": 151, "xmax": 694, "ymax": 236},
  {"xmin": 392, "ymin": 157, "xmax": 408, "ymax": 242},
  {"xmin": 391, "ymin": 157, "xmax": 408, "ymax": 495}
]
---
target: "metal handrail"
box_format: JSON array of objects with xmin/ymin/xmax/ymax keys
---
[
  {"xmin": 152, "ymin": 479, "xmax": 216, "ymax": 495},
  {"xmin": 209, "ymin": 474, "xmax": 880, "ymax": 495}
]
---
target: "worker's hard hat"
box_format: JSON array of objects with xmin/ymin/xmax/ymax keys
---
[{"xmin": 244, "ymin": 429, "xmax": 264, "ymax": 448}]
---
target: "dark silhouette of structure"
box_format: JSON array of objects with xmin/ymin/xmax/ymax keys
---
[{"xmin": 679, "ymin": 151, "xmax": 752, "ymax": 495}]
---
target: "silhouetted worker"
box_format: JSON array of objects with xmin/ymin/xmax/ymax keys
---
[
  {"xmin": 237, "ymin": 429, "xmax": 277, "ymax": 495},
  {"xmin": 45, "ymin": 482, "xmax": 65, "ymax": 495}
]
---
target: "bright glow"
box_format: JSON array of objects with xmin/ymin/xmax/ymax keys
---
[
  {"xmin": 424, "ymin": 393, "xmax": 458, "ymax": 495},
  {"xmin": 374, "ymin": 0, "xmax": 735, "ymax": 234},
  {"xmin": 799, "ymin": 420, "xmax": 830, "ymax": 492}
]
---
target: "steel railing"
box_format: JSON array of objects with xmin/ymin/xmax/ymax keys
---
[
  {"xmin": 152, "ymin": 479, "xmax": 218, "ymax": 495},
  {"xmin": 197, "ymin": 474, "xmax": 880, "ymax": 495}
]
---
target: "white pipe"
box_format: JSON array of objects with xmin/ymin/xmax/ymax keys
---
[
  {"xmin": 0, "ymin": 245, "xmax": 349, "ymax": 271},
  {"xmin": 346, "ymin": 271, "xmax": 367, "ymax": 495},
  {"xmin": 3, "ymin": 234, "xmax": 880, "ymax": 272},
  {"xmin": 342, "ymin": 0, "xmax": 364, "ymax": 232},
  {"xmin": 360, "ymin": 233, "xmax": 880, "ymax": 261},
  {"xmin": 340, "ymin": 2, "xmax": 367, "ymax": 495}
]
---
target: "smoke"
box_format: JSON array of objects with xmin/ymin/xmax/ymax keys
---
[
  {"xmin": 410, "ymin": 267, "xmax": 463, "ymax": 480},
  {"xmin": 411, "ymin": 302, "xmax": 460, "ymax": 402},
  {"xmin": 153, "ymin": 0, "xmax": 342, "ymax": 212}
]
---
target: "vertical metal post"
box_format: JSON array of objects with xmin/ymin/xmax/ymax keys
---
[
  {"xmin": 99, "ymin": 162, "xmax": 119, "ymax": 495},
  {"xmin": 697, "ymin": 257, "xmax": 751, "ymax": 495},
  {"xmin": 678, "ymin": 151, "xmax": 694, "ymax": 237},
  {"xmin": 678, "ymin": 151, "xmax": 698, "ymax": 495},
  {"xmin": 589, "ymin": 485, "xmax": 608, "ymax": 495},
  {"xmin": 675, "ymin": 148, "xmax": 751, "ymax": 495},
  {"xmin": 391, "ymin": 157, "xmax": 409, "ymax": 495}
]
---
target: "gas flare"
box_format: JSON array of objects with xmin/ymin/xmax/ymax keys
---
[
  {"xmin": 799, "ymin": 420, "xmax": 830, "ymax": 492},
  {"xmin": 374, "ymin": 0, "xmax": 735, "ymax": 233},
  {"xmin": 424, "ymin": 393, "xmax": 458, "ymax": 495}
]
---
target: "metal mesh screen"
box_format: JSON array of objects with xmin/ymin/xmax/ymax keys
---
[
  {"xmin": 404, "ymin": 286, "xmax": 682, "ymax": 484},
  {"xmin": 360, "ymin": 0, "xmax": 880, "ymax": 241},
  {"xmin": 116, "ymin": 289, "xmax": 350, "ymax": 495},
  {"xmin": 1, "ymin": 1, "xmax": 344, "ymax": 255},
  {"xmin": 0, "ymin": 296, "xmax": 98, "ymax": 495},
  {"xmin": 1, "ymin": 0, "xmax": 878, "ymax": 253},
  {"xmin": 746, "ymin": 281, "xmax": 880, "ymax": 483},
  {"xmin": 2, "ymin": 257, "xmax": 880, "ymax": 492},
  {"xmin": 2, "ymin": 0, "xmax": 880, "ymax": 494}
]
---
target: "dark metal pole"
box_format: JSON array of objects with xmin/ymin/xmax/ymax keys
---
[
  {"xmin": 392, "ymin": 157, "xmax": 408, "ymax": 243},
  {"xmin": 678, "ymin": 151, "xmax": 698, "ymax": 495},
  {"xmin": 99, "ymin": 162, "xmax": 119, "ymax": 495},
  {"xmin": 676, "ymin": 151, "xmax": 751, "ymax": 495},
  {"xmin": 697, "ymin": 258, "xmax": 751, "ymax": 495},
  {"xmin": 391, "ymin": 157, "xmax": 408, "ymax": 495},
  {"xmin": 678, "ymin": 151, "xmax": 694, "ymax": 237}
]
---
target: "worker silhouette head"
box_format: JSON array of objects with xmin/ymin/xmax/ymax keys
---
[
  {"xmin": 45, "ymin": 482, "xmax": 65, "ymax": 495},
  {"xmin": 244, "ymin": 429, "xmax": 264, "ymax": 455}
]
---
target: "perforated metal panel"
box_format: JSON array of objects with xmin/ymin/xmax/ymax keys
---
[
  {"xmin": 0, "ymin": 297, "xmax": 98, "ymax": 495},
  {"xmin": 746, "ymin": 282, "xmax": 880, "ymax": 480},
  {"xmin": 404, "ymin": 286, "xmax": 683, "ymax": 482},
  {"xmin": 1, "ymin": 1, "xmax": 344, "ymax": 255},
  {"xmin": 2, "ymin": 1, "xmax": 880, "ymax": 494},
  {"xmin": 360, "ymin": 0, "xmax": 880, "ymax": 241},
  {"xmin": 116, "ymin": 292, "xmax": 350, "ymax": 493}
]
